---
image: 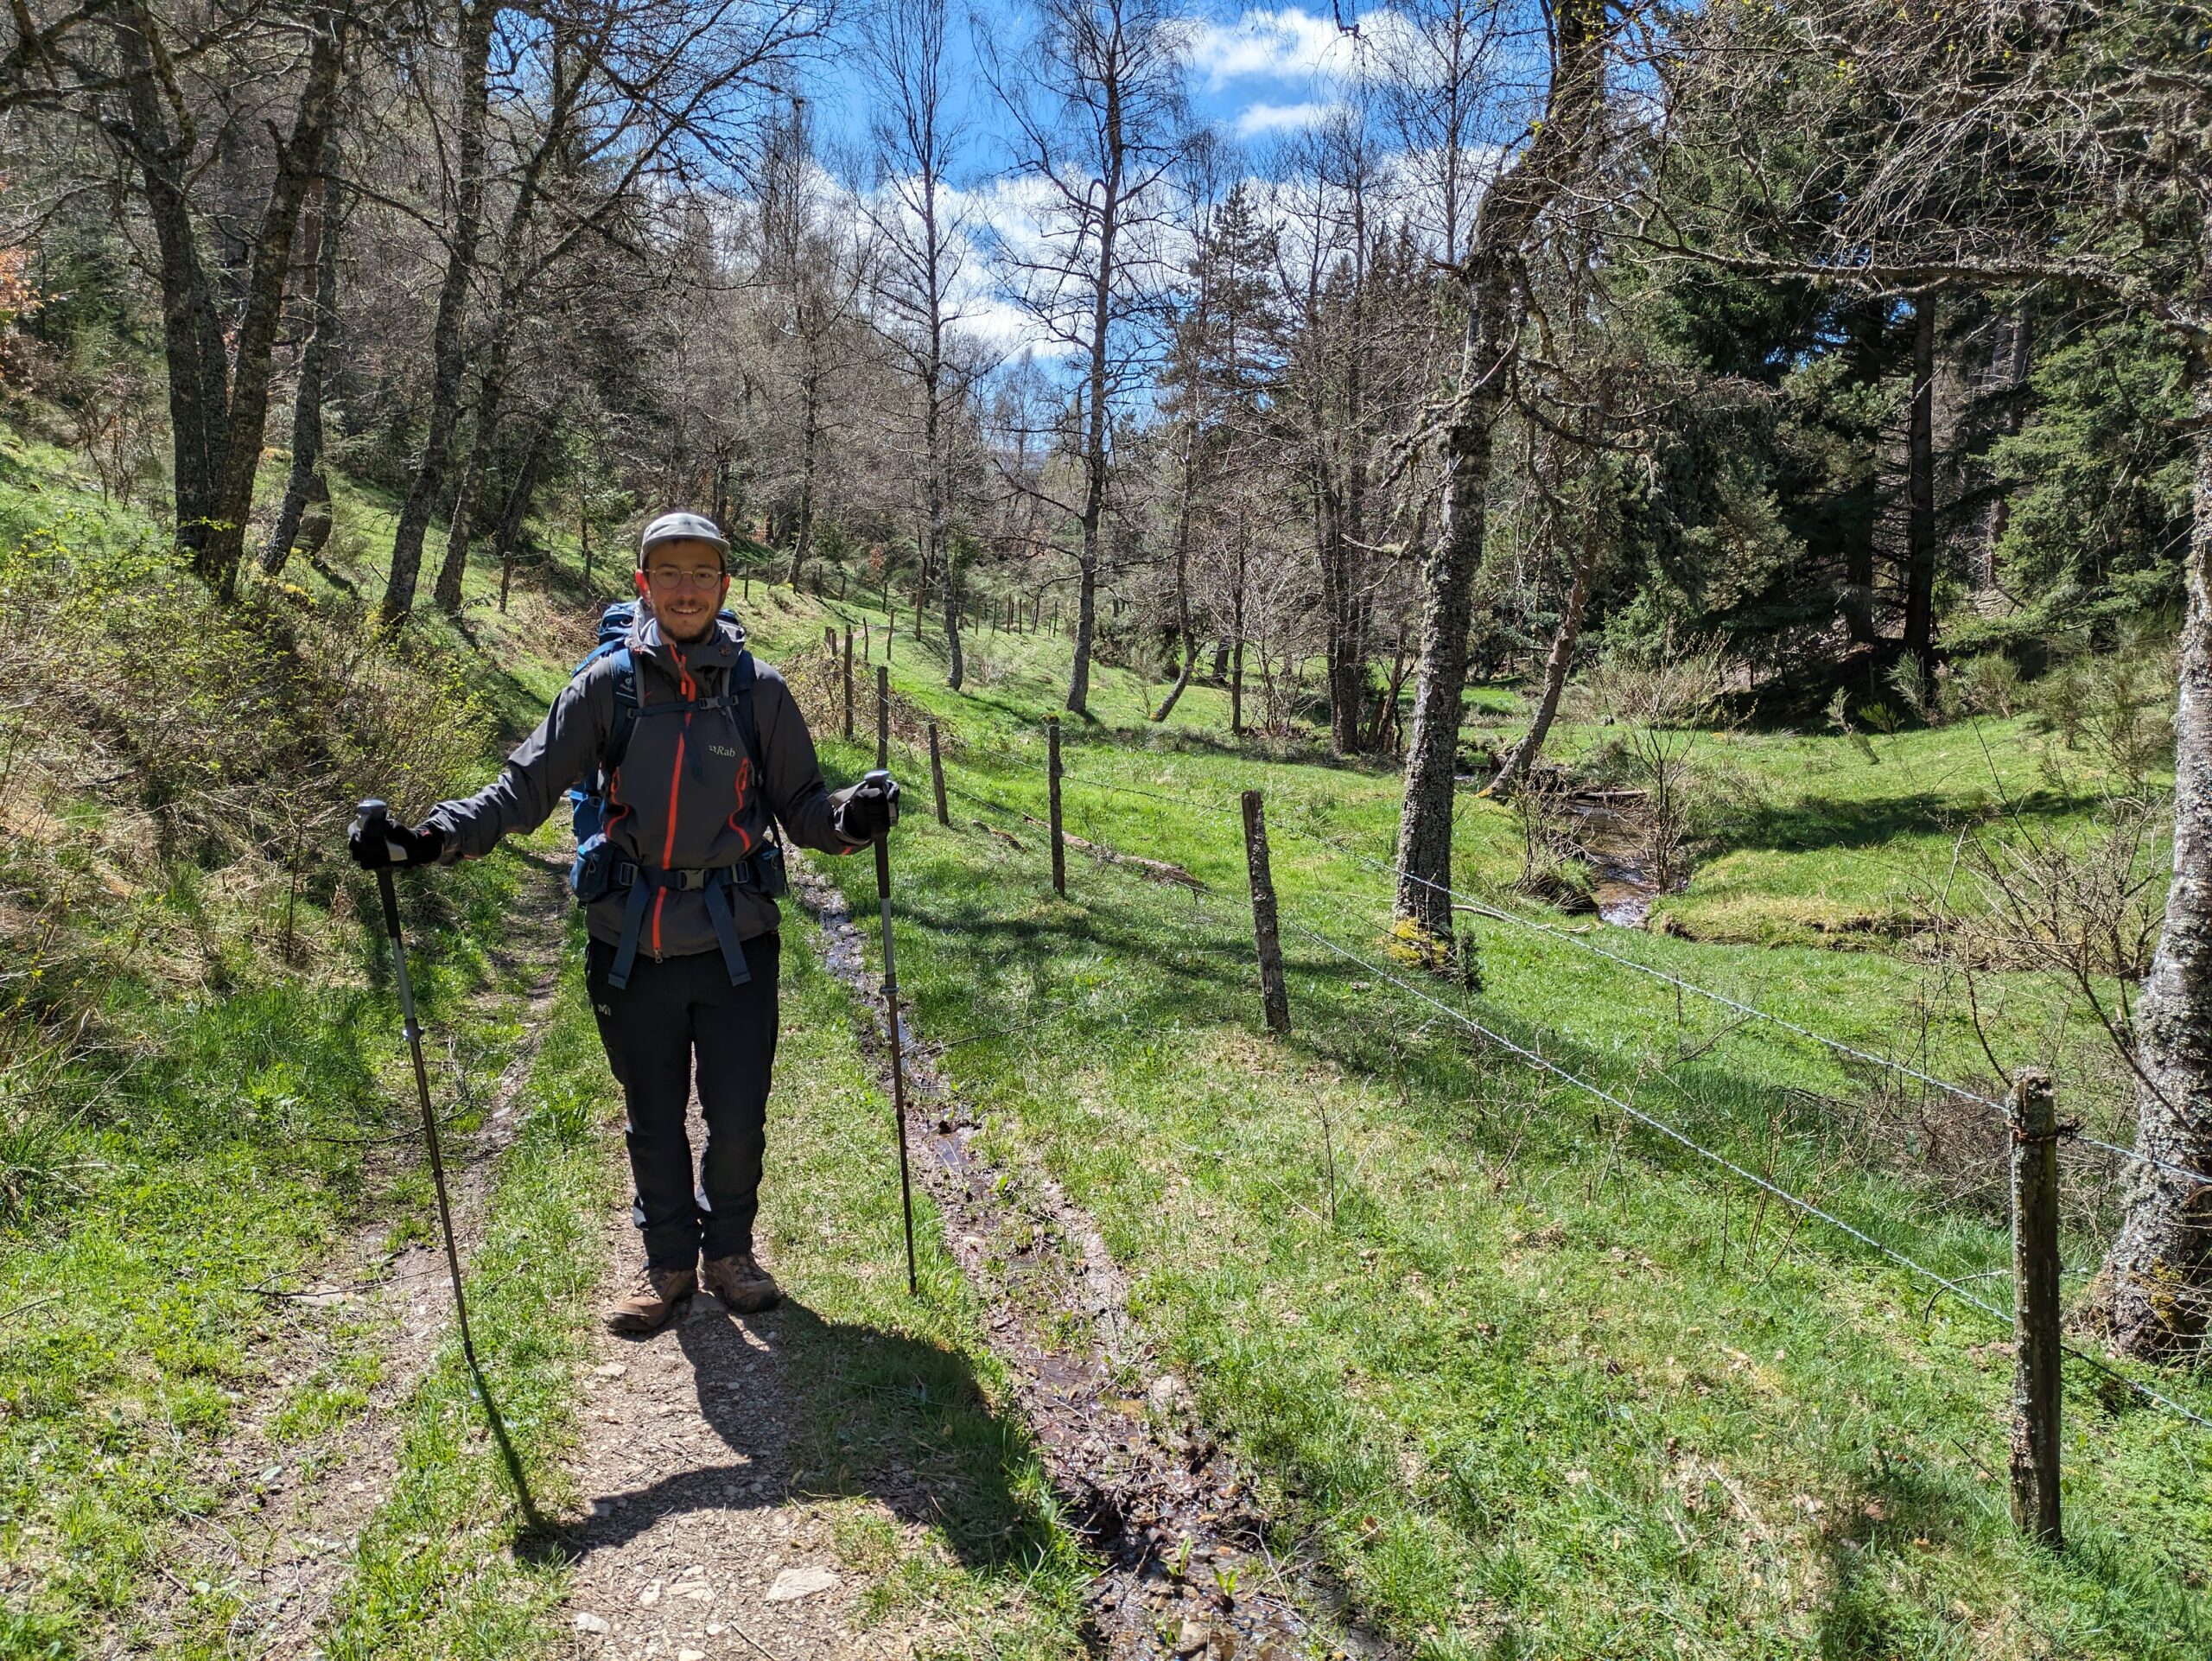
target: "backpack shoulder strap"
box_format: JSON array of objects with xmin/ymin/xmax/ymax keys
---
[
  {"xmin": 728, "ymin": 651, "xmax": 777, "ymax": 840},
  {"xmin": 603, "ymin": 648, "xmax": 639, "ymax": 776}
]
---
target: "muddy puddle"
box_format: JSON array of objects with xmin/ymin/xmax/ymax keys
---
[{"xmin": 794, "ymin": 859, "xmax": 1393, "ymax": 1661}]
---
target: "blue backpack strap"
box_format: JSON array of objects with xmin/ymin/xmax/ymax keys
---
[
  {"xmin": 604, "ymin": 648, "xmax": 639, "ymax": 776},
  {"xmin": 729, "ymin": 651, "xmax": 760, "ymax": 760},
  {"xmin": 607, "ymin": 868, "xmax": 751, "ymax": 991}
]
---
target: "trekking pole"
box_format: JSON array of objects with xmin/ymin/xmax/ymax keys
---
[
  {"xmin": 864, "ymin": 769, "xmax": 920, "ymax": 1296},
  {"xmin": 355, "ymin": 799, "xmax": 480, "ymax": 1371}
]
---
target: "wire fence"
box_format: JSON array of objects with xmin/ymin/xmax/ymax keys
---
[{"xmin": 837, "ymin": 718, "xmax": 2212, "ymax": 1438}]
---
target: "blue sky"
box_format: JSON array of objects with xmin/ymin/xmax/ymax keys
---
[{"xmin": 805, "ymin": 3, "xmax": 1377, "ymax": 166}]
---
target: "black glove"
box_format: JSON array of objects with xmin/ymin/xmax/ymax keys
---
[
  {"xmin": 347, "ymin": 818, "xmax": 446, "ymax": 870},
  {"xmin": 835, "ymin": 773, "xmax": 900, "ymax": 843}
]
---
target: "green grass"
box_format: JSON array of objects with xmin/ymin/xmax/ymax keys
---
[
  {"xmin": 715, "ymin": 595, "xmax": 2212, "ymax": 1658},
  {"xmin": 758, "ymin": 919, "xmax": 1092, "ymax": 1658},
  {"xmin": 321, "ymin": 891, "xmax": 615, "ymax": 1661}
]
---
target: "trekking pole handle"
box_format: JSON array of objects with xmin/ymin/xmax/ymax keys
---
[
  {"xmin": 355, "ymin": 799, "xmax": 404, "ymax": 939},
  {"xmin": 862, "ymin": 772, "xmax": 894, "ymax": 898}
]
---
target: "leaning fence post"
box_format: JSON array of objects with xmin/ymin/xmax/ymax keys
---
[
  {"xmin": 1241, "ymin": 790, "xmax": 1291, "ymax": 1034},
  {"xmin": 928, "ymin": 722, "xmax": 949, "ymax": 826},
  {"xmin": 1046, "ymin": 716, "xmax": 1065, "ymax": 897},
  {"xmin": 876, "ymin": 664, "xmax": 890, "ymax": 771},
  {"xmin": 2010, "ymin": 1067, "xmax": 2063, "ymax": 1550},
  {"xmin": 842, "ymin": 626, "xmax": 855, "ymax": 741}
]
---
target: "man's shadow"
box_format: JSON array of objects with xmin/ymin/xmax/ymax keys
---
[{"xmin": 573, "ymin": 1295, "xmax": 1064, "ymax": 1575}]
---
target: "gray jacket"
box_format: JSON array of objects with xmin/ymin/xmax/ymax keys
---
[{"xmin": 427, "ymin": 613, "xmax": 862, "ymax": 958}]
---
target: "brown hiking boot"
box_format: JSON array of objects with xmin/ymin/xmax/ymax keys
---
[
  {"xmin": 603, "ymin": 1264, "xmax": 696, "ymax": 1335},
  {"xmin": 701, "ymin": 1251, "xmax": 781, "ymax": 1314}
]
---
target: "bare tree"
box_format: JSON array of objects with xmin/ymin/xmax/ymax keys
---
[
  {"xmin": 861, "ymin": 0, "xmax": 977, "ymax": 686},
  {"xmin": 3, "ymin": 0, "xmax": 349, "ymax": 597},
  {"xmin": 984, "ymin": 0, "xmax": 1187, "ymax": 716},
  {"xmin": 263, "ymin": 147, "xmax": 346, "ymax": 576},
  {"xmin": 378, "ymin": 0, "xmax": 819, "ymax": 621},
  {"xmin": 757, "ymin": 97, "xmax": 870, "ymax": 593}
]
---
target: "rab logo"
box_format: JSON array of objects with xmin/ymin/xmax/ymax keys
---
[{"xmin": 709, "ymin": 743, "xmax": 738, "ymax": 758}]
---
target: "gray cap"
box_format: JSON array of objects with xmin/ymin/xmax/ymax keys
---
[{"xmin": 639, "ymin": 511, "xmax": 730, "ymax": 563}]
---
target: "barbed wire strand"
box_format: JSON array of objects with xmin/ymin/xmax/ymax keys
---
[
  {"xmin": 941, "ymin": 760, "xmax": 2209, "ymax": 1191},
  {"xmin": 1247, "ymin": 805, "xmax": 2212, "ymax": 1193},
  {"xmin": 1283, "ymin": 913, "xmax": 2212, "ymax": 1432}
]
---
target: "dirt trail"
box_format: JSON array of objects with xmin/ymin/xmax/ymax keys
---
[
  {"xmin": 791, "ymin": 860, "xmax": 1392, "ymax": 1661},
  {"xmin": 559, "ymin": 1187, "xmax": 938, "ymax": 1661},
  {"xmin": 128, "ymin": 850, "xmax": 573, "ymax": 1660}
]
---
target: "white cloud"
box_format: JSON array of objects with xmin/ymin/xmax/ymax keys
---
[
  {"xmin": 1182, "ymin": 7, "xmax": 1363, "ymax": 89},
  {"xmin": 1232, "ymin": 99, "xmax": 1346, "ymax": 137}
]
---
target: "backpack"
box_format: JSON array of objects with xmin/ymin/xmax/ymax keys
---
[{"xmin": 564, "ymin": 600, "xmax": 783, "ymax": 877}]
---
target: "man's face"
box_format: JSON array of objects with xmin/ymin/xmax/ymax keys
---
[{"xmin": 636, "ymin": 538, "xmax": 730, "ymax": 644}]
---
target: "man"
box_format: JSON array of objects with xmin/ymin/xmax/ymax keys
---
[{"xmin": 350, "ymin": 512, "xmax": 898, "ymax": 1334}]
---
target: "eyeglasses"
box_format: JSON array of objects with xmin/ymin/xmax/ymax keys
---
[{"xmin": 645, "ymin": 566, "xmax": 726, "ymax": 589}]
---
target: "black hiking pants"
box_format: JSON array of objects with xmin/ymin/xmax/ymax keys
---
[{"xmin": 586, "ymin": 932, "xmax": 780, "ymax": 1270}]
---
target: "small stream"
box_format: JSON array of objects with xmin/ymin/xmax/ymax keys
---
[{"xmin": 1565, "ymin": 795, "xmax": 1667, "ymax": 928}]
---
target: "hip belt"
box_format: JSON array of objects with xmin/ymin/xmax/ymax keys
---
[
  {"xmin": 609, "ymin": 862, "xmax": 753, "ymax": 992},
  {"xmin": 573, "ymin": 835, "xmax": 789, "ymax": 991}
]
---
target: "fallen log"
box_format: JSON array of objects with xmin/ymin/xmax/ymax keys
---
[{"xmin": 1018, "ymin": 813, "xmax": 1207, "ymax": 890}]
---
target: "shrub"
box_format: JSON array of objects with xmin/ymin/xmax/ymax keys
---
[{"xmin": 1950, "ymin": 652, "xmax": 2024, "ymax": 717}]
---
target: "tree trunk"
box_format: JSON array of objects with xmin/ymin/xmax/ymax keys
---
[
  {"xmin": 1903, "ymin": 289, "xmax": 1938, "ymax": 675},
  {"xmin": 434, "ymin": 362, "xmax": 509, "ymax": 611},
  {"xmin": 113, "ymin": 3, "xmax": 228, "ymax": 570},
  {"xmin": 788, "ymin": 374, "xmax": 821, "ymax": 589},
  {"xmin": 1151, "ymin": 444, "xmax": 1199, "ymax": 722},
  {"xmin": 197, "ymin": 18, "xmax": 344, "ymax": 598},
  {"xmin": 929, "ymin": 374, "xmax": 962, "ymax": 690},
  {"xmin": 263, "ymin": 155, "xmax": 342, "ymax": 577},
  {"xmin": 2101, "ymin": 385, "xmax": 2212, "ymax": 1360},
  {"xmin": 1392, "ymin": 0, "xmax": 1603, "ymax": 957},
  {"xmin": 1395, "ymin": 269, "xmax": 1504, "ymax": 943},
  {"xmin": 1069, "ymin": 130, "xmax": 1121, "ymax": 717},
  {"xmin": 380, "ymin": 0, "xmax": 493, "ymax": 625},
  {"xmin": 1319, "ymin": 494, "xmax": 1367, "ymax": 754},
  {"xmin": 1230, "ymin": 521, "xmax": 1247, "ymax": 736},
  {"xmin": 1324, "ymin": 239, "xmax": 1371, "ymax": 755},
  {"xmin": 495, "ymin": 415, "xmax": 554, "ymax": 613},
  {"xmin": 1488, "ymin": 497, "xmax": 1599, "ymax": 797}
]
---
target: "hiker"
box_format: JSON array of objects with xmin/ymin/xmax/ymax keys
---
[{"xmin": 348, "ymin": 512, "xmax": 899, "ymax": 1334}]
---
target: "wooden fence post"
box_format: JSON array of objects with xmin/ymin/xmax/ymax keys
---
[
  {"xmin": 842, "ymin": 626, "xmax": 855, "ymax": 741},
  {"xmin": 2010, "ymin": 1068, "xmax": 2063, "ymax": 1550},
  {"xmin": 1047, "ymin": 716, "xmax": 1065, "ymax": 897},
  {"xmin": 876, "ymin": 664, "xmax": 890, "ymax": 771},
  {"xmin": 928, "ymin": 722, "xmax": 949, "ymax": 826},
  {"xmin": 1242, "ymin": 790, "xmax": 1291, "ymax": 1034}
]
